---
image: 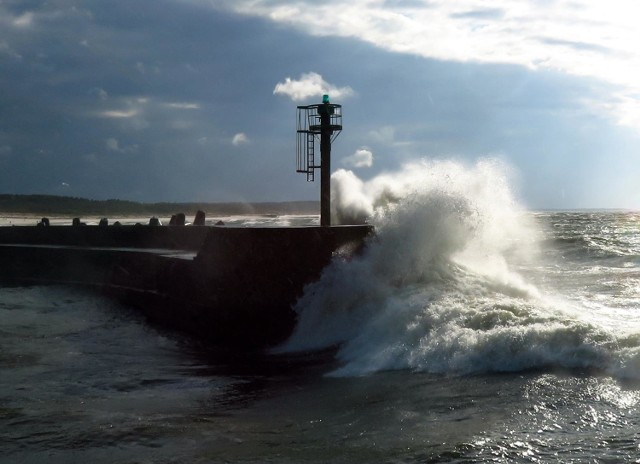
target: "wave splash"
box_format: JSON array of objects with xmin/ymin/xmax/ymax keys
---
[{"xmin": 275, "ymin": 158, "xmax": 640, "ymax": 378}]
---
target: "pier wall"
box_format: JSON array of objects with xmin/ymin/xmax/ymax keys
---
[
  {"xmin": 0, "ymin": 225, "xmax": 209, "ymax": 249},
  {"xmin": 0, "ymin": 224, "xmax": 373, "ymax": 347}
]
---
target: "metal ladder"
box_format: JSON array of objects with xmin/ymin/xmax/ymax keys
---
[{"xmin": 306, "ymin": 132, "xmax": 315, "ymax": 181}]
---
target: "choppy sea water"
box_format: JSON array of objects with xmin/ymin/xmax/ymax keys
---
[{"xmin": 4, "ymin": 208, "xmax": 640, "ymax": 462}]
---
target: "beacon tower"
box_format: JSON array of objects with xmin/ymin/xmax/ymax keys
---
[{"xmin": 296, "ymin": 94, "xmax": 342, "ymax": 227}]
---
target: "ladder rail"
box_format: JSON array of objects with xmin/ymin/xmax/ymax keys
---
[{"xmin": 306, "ymin": 132, "xmax": 315, "ymax": 181}]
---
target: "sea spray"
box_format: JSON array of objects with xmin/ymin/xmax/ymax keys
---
[{"xmin": 276, "ymin": 158, "xmax": 640, "ymax": 378}]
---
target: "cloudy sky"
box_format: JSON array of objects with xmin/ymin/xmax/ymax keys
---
[{"xmin": 2, "ymin": 0, "xmax": 640, "ymax": 209}]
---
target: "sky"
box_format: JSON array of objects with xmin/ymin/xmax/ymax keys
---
[{"xmin": 2, "ymin": 0, "xmax": 640, "ymax": 209}]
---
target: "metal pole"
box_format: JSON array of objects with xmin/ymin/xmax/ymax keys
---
[{"xmin": 319, "ymin": 103, "xmax": 332, "ymax": 227}]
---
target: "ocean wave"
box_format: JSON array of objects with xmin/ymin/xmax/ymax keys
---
[{"xmin": 275, "ymin": 160, "xmax": 640, "ymax": 379}]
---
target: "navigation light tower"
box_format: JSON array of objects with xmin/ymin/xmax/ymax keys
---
[{"xmin": 296, "ymin": 94, "xmax": 342, "ymax": 227}]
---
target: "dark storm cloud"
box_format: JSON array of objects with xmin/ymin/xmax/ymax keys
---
[
  {"xmin": 1, "ymin": 0, "xmax": 638, "ymax": 208},
  {"xmin": 0, "ymin": 0, "xmax": 324, "ymax": 201}
]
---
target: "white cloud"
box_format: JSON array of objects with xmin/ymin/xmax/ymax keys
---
[
  {"xmin": 106, "ymin": 138, "xmax": 119, "ymax": 151},
  {"xmin": 222, "ymin": 0, "xmax": 640, "ymax": 129},
  {"xmin": 83, "ymin": 153, "xmax": 98, "ymax": 163},
  {"xmin": 232, "ymin": 132, "xmax": 250, "ymax": 146},
  {"xmin": 89, "ymin": 87, "xmax": 108, "ymax": 101},
  {"xmin": 170, "ymin": 120, "xmax": 193, "ymax": 130},
  {"xmin": 0, "ymin": 41, "xmax": 22, "ymax": 60},
  {"xmin": 106, "ymin": 138, "xmax": 138, "ymax": 154},
  {"xmin": 93, "ymin": 97, "xmax": 151, "ymax": 130},
  {"xmin": 342, "ymin": 147, "xmax": 373, "ymax": 168},
  {"xmin": 274, "ymin": 72, "xmax": 355, "ymax": 102},
  {"xmin": 13, "ymin": 12, "xmax": 34, "ymax": 28},
  {"xmin": 100, "ymin": 109, "xmax": 138, "ymax": 119},
  {"xmin": 369, "ymin": 126, "xmax": 396, "ymax": 145},
  {"xmin": 165, "ymin": 102, "xmax": 200, "ymax": 109}
]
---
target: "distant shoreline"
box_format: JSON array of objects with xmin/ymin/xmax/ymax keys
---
[
  {"xmin": 0, "ymin": 194, "xmax": 320, "ymax": 217},
  {"xmin": 0, "ymin": 213, "xmax": 320, "ymax": 227}
]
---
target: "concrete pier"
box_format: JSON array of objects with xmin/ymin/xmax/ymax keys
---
[{"xmin": 0, "ymin": 224, "xmax": 373, "ymax": 348}]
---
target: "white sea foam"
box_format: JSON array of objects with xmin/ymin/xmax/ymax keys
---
[{"xmin": 276, "ymin": 158, "xmax": 640, "ymax": 378}]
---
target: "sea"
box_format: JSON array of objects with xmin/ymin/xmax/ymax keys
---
[{"xmin": 4, "ymin": 168, "xmax": 640, "ymax": 462}]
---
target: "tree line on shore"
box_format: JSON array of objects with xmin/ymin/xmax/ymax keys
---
[{"xmin": 0, "ymin": 194, "xmax": 319, "ymax": 217}]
